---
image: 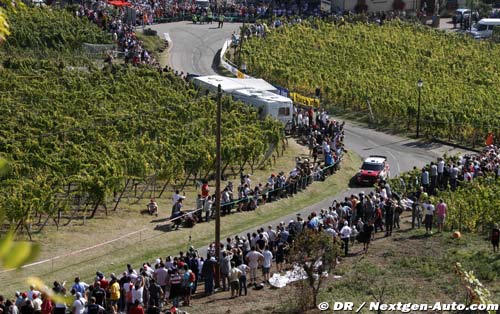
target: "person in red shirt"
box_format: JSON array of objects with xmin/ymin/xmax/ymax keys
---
[
  {"xmin": 96, "ymin": 272, "xmax": 109, "ymax": 290},
  {"xmin": 40, "ymin": 293, "xmax": 52, "ymax": 314},
  {"xmin": 129, "ymin": 300, "xmax": 144, "ymax": 314},
  {"xmin": 201, "ymin": 180, "xmax": 210, "ymax": 199}
]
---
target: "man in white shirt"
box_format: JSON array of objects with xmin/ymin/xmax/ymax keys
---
[
  {"xmin": 31, "ymin": 293, "xmax": 42, "ymax": 311},
  {"xmin": 172, "ymin": 190, "xmax": 182, "ymax": 205},
  {"xmin": 245, "ymin": 247, "xmax": 264, "ymax": 285},
  {"xmin": 72, "ymin": 293, "xmax": 86, "ymax": 314},
  {"xmin": 262, "ymin": 246, "xmax": 273, "ymax": 283},
  {"xmin": 437, "ymin": 158, "xmax": 445, "ymax": 188},
  {"xmin": 244, "ymin": 175, "xmax": 251, "ymax": 188},
  {"xmin": 27, "ymin": 286, "xmax": 40, "ymax": 301},
  {"xmin": 340, "ymin": 222, "xmax": 352, "ymax": 256}
]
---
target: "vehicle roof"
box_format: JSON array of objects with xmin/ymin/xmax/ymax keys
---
[
  {"xmin": 478, "ymin": 18, "xmax": 500, "ymax": 24},
  {"xmin": 363, "ymin": 156, "xmax": 386, "ymax": 164},
  {"xmin": 193, "ymin": 75, "xmax": 245, "ymax": 92},
  {"xmin": 232, "ymin": 88, "xmax": 292, "ymax": 104},
  {"xmin": 456, "ymin": 8, "xmax": 472, "ymax": 13}
]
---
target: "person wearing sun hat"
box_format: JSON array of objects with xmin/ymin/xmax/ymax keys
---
[{"xmin": 491, "ymin": 223, "xmax": 500, "ymax": 253}]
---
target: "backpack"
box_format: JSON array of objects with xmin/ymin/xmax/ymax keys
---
[{"xmin": 189, "ymin": 270, "xmax": 196, "ymax": 283}]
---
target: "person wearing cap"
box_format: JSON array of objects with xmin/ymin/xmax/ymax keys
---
[
  {"xmin": 18, "ymin": 293, "xmax": 28, "ymax": 309},
  {"xmin": 91, "ymin": 281, "xmax": 106, "ymax": 308},
  {"xmin": 87, "ymin": 297, "xmax": 104, "ymax": 314},
  {"xmin": 20, "ymin": 299, "xmax": 34, "ymax": 314},
  {"xmin": 201, "ymin": 256, "xmax": 215, "ymax": 295},
  {"xmin": 15, "ymin": 292, "xmax": 23, "ymax": 308},
  {"xmin": 31, "ymin": 293, "xmax": 42, "ymax": 313},
  {"xmin": 108, "ymin": 274, "xmax": 120, "ymax": 314},
  {"xmin": 491, "ymin": 223, "xmax": 500, "ymax": 253}
]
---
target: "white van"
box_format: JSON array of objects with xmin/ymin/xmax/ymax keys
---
[{"xmin": 468, "ymin": 18, "xmax": 500, "ymax": 39}]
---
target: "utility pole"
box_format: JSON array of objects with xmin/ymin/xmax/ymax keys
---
[
  {"xmin": 416, "ymin": 79, "xmax": 423, "ymax": 138},
  {"xmin": 214, "ymin": 84, "xmax": 222, "ymax": 289}
]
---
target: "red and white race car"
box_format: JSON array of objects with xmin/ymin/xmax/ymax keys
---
[{"xmin": 356, "ymin": 155, "xmax": 390, "ymax": 185}]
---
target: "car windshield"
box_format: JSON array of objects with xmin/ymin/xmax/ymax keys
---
[
  {"xmin": 476, "ymin": 23, "xmax": 488, "ymax": 31},
  {"xmin": 361, "ymin": 162, "xmax": 384, "ymax": 171}
]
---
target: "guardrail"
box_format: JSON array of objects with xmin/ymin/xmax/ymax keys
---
[{"xmin": 220, "ymin": 39, "xmax": 254, "ymax": 78}]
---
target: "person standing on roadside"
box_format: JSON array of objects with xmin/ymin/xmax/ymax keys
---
[
  {"xmin": 436, "ymin": 199, "xmax": 447, "ymax": 233},
  {"xmin": 229, "ymin": 262, "xmax": 242, "ymax": 298},
  {"xmin": 201, "ymin": 257, "xmax": 215, "ymax": 295},
  {"xmin": 261, "ymin": 246, "xmax": 273, "ymax": 284},
  {"xmin": 384, "ymin": 200, "xmax": 394, "ymax": 237},
  {"xmin": 220, "ymin": 251, "xmax": 233, "ymax": 291},
  {"xmin": 218, "ymin": 13, "xmax": 225, "ymax": 28},
  {"xmin": 423, "ymin": 199, "xmax": 435, "ymax": 235},
  {"xmin": 491, "ymin": 223, "xmax": 499, "ymax": 252},
  {"xmin": 340, "ymin": 221, "xmax": 351, "ymax": 256},
  {"xmin": 245, "ymin": 247, "xmax": 263, "ymax": 285},
  {"xmin": 237, "ymin": 263, "xmax": 250, "ymax": 296},
  {"xmin": 437, "ymin": 158, "xmax": 445, "ymax": 189},
  {"xmin": 421, "ymin": 167, "xmax": 430, "ymax": 193},
  {"xmin": 430, "ymin": 162, "xmax": 438, "ymax": 195},
  {"xmin": 411, "ymin": 197, "xmax": 422, "ymax": 229}
]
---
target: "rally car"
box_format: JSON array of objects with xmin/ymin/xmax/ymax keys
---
[{"xmin": 356, "ymin": 155, "xmax": 390, "ymax": 185}]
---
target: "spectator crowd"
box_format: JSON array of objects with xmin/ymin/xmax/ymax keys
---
[
  {"xmin": 166, "ymin": 108, "xmax": 345, "ymax": 229},
  {"xmin": 3, "ymin": 146, "xmax": 500, "ymax": 314}
]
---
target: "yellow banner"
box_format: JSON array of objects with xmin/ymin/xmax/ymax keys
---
[{"xmin": 289, "ymin": 92, "xmax": 320, "ymax": 108}]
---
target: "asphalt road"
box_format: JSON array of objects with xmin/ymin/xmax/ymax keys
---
[
  {"xmin": 150, "ymin": 21, "xmax": 469, "ymax": 256},
  {"xmin": 149, "ymin": 21, "xmax": 241, "ymax": 75}
]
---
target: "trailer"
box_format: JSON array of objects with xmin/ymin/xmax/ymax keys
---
[{"xmin": 192, "ymin": 75, "xmax": 293, "ymax": 125}]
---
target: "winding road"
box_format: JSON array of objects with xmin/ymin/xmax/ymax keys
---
[
  {"xmin": 150, "ymin": 21, "xmax": 469, "ymax": 246},
  {"xmin": 150, "ymin": 22, "xmax": 241, "ymax": 75}
]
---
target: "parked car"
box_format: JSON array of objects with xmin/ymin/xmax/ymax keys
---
[
  {"xmin": 467, "ymin": 18, "xmax": 500, "ymax": 39},
  {"xmin": 356, "ymin": 155, "xmax": 390, "ymax": 185}
]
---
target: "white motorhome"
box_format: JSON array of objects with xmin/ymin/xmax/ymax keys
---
[
  {"xmin": 192, "ymin": 75, "xmax": 293, "ymax": 124},
  {"xmin": 468, "ymin": 18, "xmax": 500, "ymax": 39},
  {"xmin": 231, "ymin": 89, "xmax": 293, "ymax": 125}
]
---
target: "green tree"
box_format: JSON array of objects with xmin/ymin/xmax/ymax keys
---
[{"xmin": 288, "ymin": 230, "xmax": 340, "ymax": 309}]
